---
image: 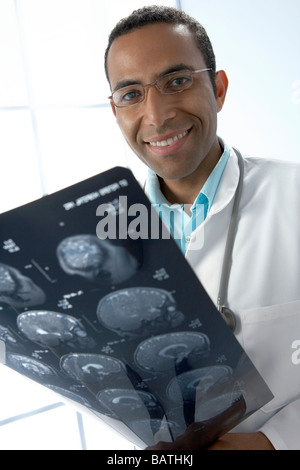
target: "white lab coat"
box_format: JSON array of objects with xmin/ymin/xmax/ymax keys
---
[{"xmin": 184, "ymin": 147, "xmax": 300, "ymax": 449}]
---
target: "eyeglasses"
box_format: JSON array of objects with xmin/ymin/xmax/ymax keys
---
[{"xmin": 108, "ymin": 68, "xmax": 212, "ymax": 108}]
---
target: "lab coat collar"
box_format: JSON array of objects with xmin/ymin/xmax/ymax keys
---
[{"xmin": 206, "ymin": 146, "xmax": 240, "ymax": 218}]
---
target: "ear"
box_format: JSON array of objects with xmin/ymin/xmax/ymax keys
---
[
  {"xmin": 110, "ymin": 99, "xmax": 116, "ymax": 117},
  {"xmin": 215, "ymin": 70, "xmax": 228, "ymax": 112}
]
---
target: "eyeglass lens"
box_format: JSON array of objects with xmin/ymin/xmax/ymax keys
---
[{"xmin": 113, "ymin": 70, "xmax": 195, "ymax": 107}]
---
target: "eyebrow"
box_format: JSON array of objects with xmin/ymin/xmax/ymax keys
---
[{"xmin": 112, "ymin": 63, "xmax": 196, "ymax": 93}]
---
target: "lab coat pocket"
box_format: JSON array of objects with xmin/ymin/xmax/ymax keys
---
[{"xmin": 240, "ymin": 300, "xmax": 300, "ymax": 413}]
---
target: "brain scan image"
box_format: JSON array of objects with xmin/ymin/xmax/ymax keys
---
[
  {"xmin": 60, "ymin": 353, "xmax": 131, "ymax": 392},
  {"xmin": 97, "ymin": 287, "xmax": 185, "ymax": 337},
  {"xmin": 129, "ymin": 418, "xmax": 182, "ymax": 445},
  {"xmin": 46, "ymin": 384, "xmax": 95, "ymax": 410},
  {"xmin": 6, "ymin": 353, "xmax": 58, "ymax": 381},
  {"xmin": 0, "ymin": 325, "xmax": 17, "ymax": 347},
  {"xmin": 134, "ymin": 331, "xmax": 210, "ymax": 373},
  {"xmin": 166, "ymin": 365, "xmax": 233, "ymax": 403},
  {"xmin": 0, "ymin": 263, "xmax": 46, "ymax": 308},
  {"xmin": 194, "ymin": 391, "xmax": 246, "ymax": 424},
  {"xmin": 17, "ymin": 310, "xmax": 96, "ymax": 351},
  {"xmin": 56, "ymin": 234, "xmax": 139, "ymax": 284},
  {"xmin": 0, "ymin": 325, "xmax": 25, "ymax": 353},
  {"xmin": 96, "ymin": 389, "xmax": 163, "ymax": 421}
]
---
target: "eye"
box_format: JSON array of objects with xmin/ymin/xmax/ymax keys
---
[
  {"xmin": 163, "ymin": 73, "xmax": 193, "ymax": 92},
  {"xmin": 171, "ymin": 76, "xmax": 190, "ymax": 87},
  {"xmin": 119, "ymin": 88, "xmax": 143, "ymax": 104}
]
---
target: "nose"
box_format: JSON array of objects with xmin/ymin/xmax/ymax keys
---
[{"xmin": 142, "ymin": 85, "xmax": 176, "ymax": 127}]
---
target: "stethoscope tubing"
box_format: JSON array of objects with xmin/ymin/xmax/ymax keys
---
[{"xmin": 217, "ymin": 148, "xmax": 244, "ymax": 331}]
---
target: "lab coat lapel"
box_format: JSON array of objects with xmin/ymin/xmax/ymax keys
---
[{"xmin": 185, "ymin": 149, "xmax": 241, "ymax": 305}]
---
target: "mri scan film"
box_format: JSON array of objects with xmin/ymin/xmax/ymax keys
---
[{"xmin": 0, "ymin": 166, "xmax": 273, "ymax": 448}]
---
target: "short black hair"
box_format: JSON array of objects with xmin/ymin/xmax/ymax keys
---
[{"xmin": 104, "ymin": 5, "xmax": 217, "ymax": 95}]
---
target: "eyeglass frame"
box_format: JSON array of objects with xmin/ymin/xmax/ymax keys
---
[{"xmin": 108, "ymin": 67, "xmax": 213, "ymax": 108}]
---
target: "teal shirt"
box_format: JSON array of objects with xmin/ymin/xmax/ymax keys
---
[{"xmin": 147, "ymin": 139, "xmax": 231, "ymax": 253}]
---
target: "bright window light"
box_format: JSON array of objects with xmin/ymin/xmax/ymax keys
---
[{"xmin": 0, "ymin": 0, "xmax": 28, "ymax": 106}]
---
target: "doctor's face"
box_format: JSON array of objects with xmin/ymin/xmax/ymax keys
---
[{"xmin": 107, "ymin": 23, "xmax": 227, "ymax": 182}]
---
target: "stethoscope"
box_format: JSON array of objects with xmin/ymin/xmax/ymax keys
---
[{"xmin": 217, "ymin": 148, "xmax": 244, "ymax": 331}]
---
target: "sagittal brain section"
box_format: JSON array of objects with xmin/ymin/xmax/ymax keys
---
[
  {"xmin": 6, "ymin": 353, "xmax": 58, "ymax": 381},
  {"xmin": 56, "ymin": 234, "xmax": 139, "ymax": 284},
  {"xmin": 17, "ymin": 310, "xmax": 96, "ymax": 351},
  {"xmin": 96, "ymin": 287, "xmax": 185, "ymax": 337},
  {"xmin": 134, "ymin": 331, "xmax": 210, "ymax": 372},
  {"xmin": 0, "ymin": 325, "xmax": 18, "ymax": 350},
  {"xmin": 96, "ymin": 389, "xmax": 163, "ymax": 421},
  {"xmin": 0, "ymin": 262, "xmax": 45, "ymax": 308},
  {"xmin": 194, "ymin": 391, "xmax": 245, "ymax": 423},
  {"xmin": 166, "ymin": 365, "xmax": 233, "ymax": 403},
  {"xmin": 60, "ymin": 353, "xmax": 131, "ymax": 393}
]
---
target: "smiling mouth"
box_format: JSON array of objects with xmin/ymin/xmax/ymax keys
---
[{"xmin": 146, "ymin": 128, "xmax": 191, "ymax": 148}]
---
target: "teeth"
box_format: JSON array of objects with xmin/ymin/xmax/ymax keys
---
[{"xmin": 150, "ymin": 130, "xmax": 188, "ymax": 147}]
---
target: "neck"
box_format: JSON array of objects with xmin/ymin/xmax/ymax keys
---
[{"xmin": 159, "ymin": 139, "xmax": 223, "ymax": 205}]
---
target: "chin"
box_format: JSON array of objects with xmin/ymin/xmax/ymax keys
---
[{"xmin": 158, "ymin": 166, "xmax": 199, "ymax": 181}]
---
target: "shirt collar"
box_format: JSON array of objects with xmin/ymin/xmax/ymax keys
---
[{"xmin": 147, "ymin": 167, "xmax": 170, "ymax": 206}]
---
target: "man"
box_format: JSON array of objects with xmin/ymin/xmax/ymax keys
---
[{"xmin": 105, "ymin": 5, "xmax": 300, "ymax": 450}]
